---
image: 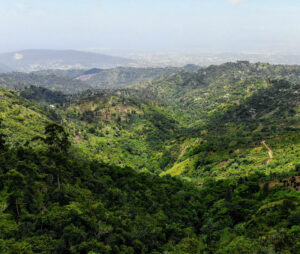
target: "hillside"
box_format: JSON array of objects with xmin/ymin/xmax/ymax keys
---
[
  {"xmin": 35, "ymin": 65, "xmax": 200, "ymax": 89},
  {"xmin": 0, "ymin": 87, "xmax": 177, "ymax": 171},
  {"xmin": 76, "ymin": 67, "xmax": 182, "ymax": 89},
  {"xmin": 121, "ymin": 62, "xmax": 300, "ymax": 179},
  {"xmin": 1, "ymin": 62, "xmax": 299, "ymax": 180},
  {"xmin": 0, "ymin": 49, "xmax": 134, "ymax": 72},
  {"xmin": 0, "ymin": 88, "xmax": 54, "ymax": 145},
  {"xmin": 0, "ymin": 72, "xmax": 90, "ymax": 94},
  {"xmin": 60, "ymin": 90, "xmax": 180, "ymax": 171},
  {"xmin": 0, "ymin": 62, "xmax": 300, "ymax": 253},
  {"xmin": 1, "ymin": 120, "xmax": 299, "ymax": 253},
  {"xmin": 20, "ymin": 86, "xmax": 68, "ymax": 104},
  {"xmin": 130, "ymin": 61, "xmax": 300, "ymax": 125},
  {"xmin": 162, "ymin": 79, "xmax": 300, "ymax": 180}
]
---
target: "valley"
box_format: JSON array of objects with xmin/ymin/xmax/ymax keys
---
[
  {"xmin": 0, "ymin": 61, "xmax": 299, "ymax": 253},
  {"xmin": 1, "ymin": 61, "xmax": 299, "ymax": 179}
]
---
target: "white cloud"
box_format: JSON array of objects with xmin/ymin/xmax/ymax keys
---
[
  {"xmin": 259, "ymin": 26, "xmax": 267, "ymax": 31},
  {"xmin": 227, "ymin": 0, "xmax": 242, "ymax": 5},
  {"xmin": 14, "ymin": 53, "xmax": 24, "ymax": 60}
]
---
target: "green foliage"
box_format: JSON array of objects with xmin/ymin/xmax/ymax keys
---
[
  {"xmin": 0, "ymin": 72, "xmax": 89, "ymax": 93},
  {"xmin": 0, "ymin": 119, "xmax": 6, "ymax": 153},
  {"xmin": 36, "ymin": 66, "xmax": 193, "ymax": 89},
  {"xmin": 0, "ymin": 128, "xmax": 299, "ymax": 253},
  {"xmin": 43, "ymin": 123, "xmax": 71, "ymax": 154},
  {"xmin": 0, "ymin": 62, "xmax": 300, "ymax": 253},
  {"xmin": 1, "ymin": 62, "xmax": 300, "ymax": 179},
  {"xmin": 20, "ymin": 86, "xmax": 67, "ymax": 104}
]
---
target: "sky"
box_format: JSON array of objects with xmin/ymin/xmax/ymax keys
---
[{"xmin": 0, "ymin": 0, "xmax": 300, "ymax": 54}]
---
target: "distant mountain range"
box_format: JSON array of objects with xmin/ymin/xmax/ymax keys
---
[
  {"xmin": 0, "ymin": 49, "xmax": 134, "ymax": 72},
  {"xmin": 36, "ymin": 65, "xmax": 200, "ymax": 89},
  {"xmin": 0, "ymin": 65, "xmax": 199, "ymax": 94},
  {"xmin": 0, "ymin": 72, "xmax": 90, "ymax": 93},
  {"xmin": 4, "ymin": 49, "xmax": 300, "ymax": 73}
]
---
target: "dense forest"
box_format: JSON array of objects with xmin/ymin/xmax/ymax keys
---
[
  {"xmin": 0, "ymin": 72, "xmax": 90, "ymax": 94},
  {"xmin": 0, "ymin": 121, "xmax": 299, "ymax": 253},
  {"xmin": 0, "ymin": 61, "xmax": 299, "ymax": 253}
]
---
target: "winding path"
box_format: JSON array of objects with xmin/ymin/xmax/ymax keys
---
[{"xmin": 261, "ymin": 140, "xmax": 273, "ymax": 164}]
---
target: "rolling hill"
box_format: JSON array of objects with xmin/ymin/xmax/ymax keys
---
[
  {"xmin": 0, "ymin": 61, "xmax": 300, "ymax": 253},
  {"xmin": 161, "ymin": 79, "xmax": 300, "ymax": 180},
  {"xmin": 34, "ymin": 65, "xmax": 200, "ymax": 89},
  {"xmin": 0, "ymin": 65, "xmax": 299, "ymax": 252},
  {"xmin": 75, "ymin": 67, "xmax": 184, "ymax": 89},
  {"xmin": 0, "ymin": 72, "xmax": 90, "ymax": 93},
  {"xmin": 1, "ymin": 61, "xmax": 299, "ymax": 179},
  {"xmin": 0, "ymin": 49, "xmax": 134, "ymax": 72}
]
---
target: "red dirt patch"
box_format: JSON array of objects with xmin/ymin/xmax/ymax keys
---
[
  {"xmin": 216, "ymin": 161, "xmax": 228, "ymax": 167},
  {"xmin": 261, "ymin": 176, "xmax": 300, "ymax": 191}
]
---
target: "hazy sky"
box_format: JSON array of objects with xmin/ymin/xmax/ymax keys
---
[{"xmin": 0, "ymin": 0, "xmax": 300, "ymax": 54}]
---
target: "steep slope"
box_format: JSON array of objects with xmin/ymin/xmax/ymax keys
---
[
  {"xmin": 20, "ymin": 86, "xmax": 67, "ymax": 104},
  {"xmin": 1, "ymin": 66, "xmax": 300, "ymax": 253},
  {"xmin": 131, "ymin": 61, "xmax": 300, "ymax": 126},
  {"xmin": 163, "ymin": 79, "xmax": 300, "ymax": 180},
  {"xmin": 1, "ymin": 121, "xmax": 299, "ymax": 253},
  {"xmin": 60, "ymin": 90, "xmax": 180, "ymax": 171},
  {"xmin": 0, "ymin": 88, "xmax": 54, "ymax": 145},
  {"xmin": 0, "ymin": 87, "xmax": 178, "ymax": 172},
  {"xmin": 1, "ymin": 62, "xmax": 299, "ymax": 181}
]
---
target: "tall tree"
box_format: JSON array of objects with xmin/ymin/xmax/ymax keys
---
[
  {"xmin": 44, "ymin": 123, "xmax": 70, "ymax": 154},
  {"xmin": 0, "ymin": 119, "xmax": 6, "ymax": 153},
  {"xmin": 40, "ymin": 123, "xmax": 71, "ymax": 189}
]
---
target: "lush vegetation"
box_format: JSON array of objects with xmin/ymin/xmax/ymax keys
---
[
  {"xmin": 0, "ymin": 121, "xmax": 299, "ymax": 253},
  {"xmin": 0, "ymin": 61, "xmax": 299, "ymax": 253},
  {"xmin": 1, "ymin": 62, "xmax": 299, "ymax": 178},
  {"xmin": 20, "ymin": 86, "xmax": 67, "ymax": 104},
  {"xmin": 35, "ymin": 65, "xmax": 199, "ymax": 89},
  {"xmin": 0, "ymin": 72, "xmax": 89, "ymax": 94}
]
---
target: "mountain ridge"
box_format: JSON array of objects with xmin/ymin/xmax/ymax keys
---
[
  {"xmin": 0, "ymin": 62, "xmax": 299, "ymax": 252},
  {"xmin": 0, "ymin": 49, "xmax": 134, "ymax": 72}
]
